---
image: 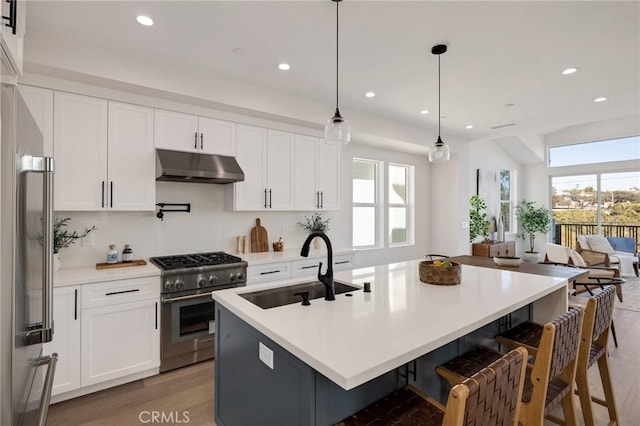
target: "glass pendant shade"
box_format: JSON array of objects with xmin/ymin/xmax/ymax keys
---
[
  {"xmin": 428, "ymin": 137, "xmax": 450, "ymax": 163},
  {"xmin": 324, "ymin": 108, "xmax": 351, "ymax": 145}
]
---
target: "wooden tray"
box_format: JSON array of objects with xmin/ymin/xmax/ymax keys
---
[{"xmin": 96, "ymin": 259, "xmax": 147, "ymax": 270}]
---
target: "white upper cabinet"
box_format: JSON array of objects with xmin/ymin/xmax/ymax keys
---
[
  {"xmin": 18, "ymin": 85, "xmax": 53, "ymax": 156},
  {"xmin": 198, "ymin": 116, "xmax": 237, "ymax": 156},
  {"xmin": 54, "ymin": 92, "xmax": 108, "ymax": 211},
  {"xmin": 153, "ymin": 109, "xmax": 199, "ymax": 152},
  {"xmin": 233, "ymin": 124, "xmax": 268, "ymax": 210},
  {"xmin": 154, "ymin": 109, "xmax": 236, "ymax": 156},
  {"xmin": 0, "ymin": 0, "xmax": 26, "ymax": 75},
  {"xmin": 294, "ymin": 135, "xmax": 341, "ymax": 211},
  {"xmin": 54, "ymin": 92, "xmax": 155, "ymax": 211},
  {"xmin": 266, "ymin": 129, "xmax": 295, "ymax": 210},
  {"xmin": 108, "ymin": 102, "xmax": 155, "ymax": 210},
  {"xmin": 231, "ymin": 125, "xmax": 294, "ymax": 211}
]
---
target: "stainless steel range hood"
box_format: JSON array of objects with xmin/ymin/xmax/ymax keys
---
[{"xmin": 156, "ymin": 149, "xmax": 245, "ymax": 184}]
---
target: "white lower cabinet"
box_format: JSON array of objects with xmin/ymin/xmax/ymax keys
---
[
  {"xmin": 44, "ymin": 286, "xmax": 81, "ymax": 395},
  {"xmin": 247, "ymin": 261, "xmax": 291, "ymax": 284},
  {"xmin": 47, "ymin": 277, "xmax": 160, "ymax": 398},
  {"xmin": 247, "ymin": 254, "xmax": 355, "ymax": 284},
  {"xmin": 81, "ymin": 298, "xmax": 159, "ymax": 386}
]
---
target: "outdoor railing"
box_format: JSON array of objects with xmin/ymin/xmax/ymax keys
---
[{"xmin": 554, "ymin": 222, "xmax": 640, "ymax": 250}]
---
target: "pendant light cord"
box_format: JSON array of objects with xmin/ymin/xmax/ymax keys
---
[
  {"xmin": 437, "ymin": 53, "xmax": 441, "ymax": 138},
  {"xmin": 335, "ymin": 0, "xmax": 340, "ymax": 110}
]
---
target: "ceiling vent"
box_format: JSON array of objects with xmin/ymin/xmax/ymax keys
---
[{"xmin": 491, "ymin": 123, "xmax": 517, "ymax": 130}]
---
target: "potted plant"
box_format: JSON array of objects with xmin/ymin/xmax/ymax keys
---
[
  {"xmin": 298, "ymin": 212, "xmax": 330, "ymax": 249},
  {"xmin": 52, "ymin": 217, "xmax": 96, "ymax": 270},
  {"xmin": 469, "ymin": 195, "xmax": 491, "ymax": 243},
  {"xmin": 515, "ymin": 200, "xmax": 551, "ymax": 263}
]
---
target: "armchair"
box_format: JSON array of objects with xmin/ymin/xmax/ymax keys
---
[{"xmin": 577, "ymin": 235, "xmax": 638, "ymax": 278}]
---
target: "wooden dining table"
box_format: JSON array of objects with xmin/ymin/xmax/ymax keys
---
[{"xmin": 447, "ymin": 255, "xmax": 590, "ymax": 283}]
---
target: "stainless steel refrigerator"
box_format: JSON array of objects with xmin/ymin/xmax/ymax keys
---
[{"xmin": 0, "ymin": 54, "xmax": 57, "ymax": 424}]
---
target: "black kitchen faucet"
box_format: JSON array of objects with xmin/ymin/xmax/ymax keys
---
[{"xmin": 300, "ymin": 232, "xmax": 335, "ymax": 301}]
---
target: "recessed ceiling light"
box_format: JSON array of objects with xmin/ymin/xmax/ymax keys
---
[
  {"xmin": 232, "ymin": 47, "xmax": 245, "ymax": 55},
  {"xmin": 419, "ymin": 110, "xmax": 430, "ymax": 115},
  {"xmin": 278, "ymin": 63, "xmax": 290, "ymax": 71},
  {"xmin": 465, "ymin": 125, "xmax": 474, "ymax": 129},
  {"xmin": 365, "ymin": 92, "xmax": 375, "ymax": 98},
  {"xmin": 136, "ymin": 15, "xmax": 154, "ymax": 26},
  {"xmin": 594, "ymin": 97, "xmax": 608, "ymax": 102},
  {"xmin": 562, "ymin": 67, "xmax": 578, "ymax": 75}
]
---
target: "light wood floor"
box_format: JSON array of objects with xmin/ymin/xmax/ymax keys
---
[{"xmin": 48, "ymin": 279, "xmax": 640, "ymax": 426}]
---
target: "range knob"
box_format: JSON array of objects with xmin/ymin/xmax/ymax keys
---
[
  {"xmin": 164, "ymin": 280, "xmax": 174, "ymax": 291},
  {"xmin": 229, "ymin": 273, "xmax": 237, "ymax": 282},
  {"xmin": 197, "ymin": 277, "xmax": 207, "ymax": 288},
  {"xmin": 174, "ymin": 279, "xmax": 185, "ymax": 290},
  {"xmin": 208, "ymin": 275, "xmax": 218, "ymax": 285},
  {"xmin": 236, "ymin": 272, "xmax": 244, "ymax": 281}
]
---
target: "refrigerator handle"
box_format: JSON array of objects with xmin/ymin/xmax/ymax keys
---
[
  {"xmin": 41, "ymin": 157, "xmax": 55, "ymax": 343},
  {"xmin": 20, "ymin": 155, "xmax": 55, "ymax": 344},
  {"xmin": 33, "ymin": 353, "xmax": 59, "ymax": 426}
]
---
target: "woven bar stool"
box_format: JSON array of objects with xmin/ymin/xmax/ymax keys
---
[
  {"xmin": 337, "ymin": 347, "xmax": 528, "ymax": 426},
  {"xmin": 497, "ymin": 286, "xmax": 618, "ymax": 426},
  {"xmin": 436, "ymin": 308, "xmax": 584, "ymax": 426}
]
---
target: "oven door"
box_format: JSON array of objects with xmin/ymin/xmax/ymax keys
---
[{"xmin": 161, "ymin": 291, "xmax": 215, "ymax": 372}]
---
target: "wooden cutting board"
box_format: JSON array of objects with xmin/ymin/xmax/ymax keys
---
[{"xmin": 250, "ymin": 218, "xmax": 269, "ymax": 253}]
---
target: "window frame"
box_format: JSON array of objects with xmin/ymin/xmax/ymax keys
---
[{"xmin": 499, "ymin": 169, "xmax": 516, "ymax": 233}]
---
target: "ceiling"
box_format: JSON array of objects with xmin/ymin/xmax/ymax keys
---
[{"xmin": 25, "ymin": 1, "xmax": 640, "ymax": 147}]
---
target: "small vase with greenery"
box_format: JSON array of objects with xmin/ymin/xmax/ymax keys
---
[
  {"xmin": 515, "ymin": 200, "xmax": 551, "ymax": 258},
  {"xmin": 298, "ymin": 213, "xmax": 330, "ymax": 249},
  {"xmin": 469, "ymin": 195, "xmax": 490, "ymax": 243}
]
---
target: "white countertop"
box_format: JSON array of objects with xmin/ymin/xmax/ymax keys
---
[
  {"xmin": 239, "ymin": 248, "xmax": 356, "ymax": 265},
  {"xmin": 54, "ymin": 261, "xmax": 161, "ymax": 287},
  {"xmin": 212, "ymin": 259, "xmax": 567, "ymax": 390}
]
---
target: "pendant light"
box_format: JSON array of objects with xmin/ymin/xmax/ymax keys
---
[
  {"xmin": 324, "ymin": 0, "xmax": 351, "ymax": 145},
  {"xmin": 428, "ymin": 44, "xmax": 450, "ymax": 163}
]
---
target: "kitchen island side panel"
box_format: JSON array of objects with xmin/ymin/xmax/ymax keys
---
[{"xmin": 215, "ymin": 304, "xmax": 402, "ymax": 426}]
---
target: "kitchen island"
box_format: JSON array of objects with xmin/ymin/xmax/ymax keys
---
[{"xmin": 212, "ymin": 259, "xmax": 568, "ymax": 425}]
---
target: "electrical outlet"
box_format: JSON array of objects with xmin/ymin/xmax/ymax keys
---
[
  {"xmin": 461, "ymin": 222, "xmax": 470, "ymax": 229},
  {"xmin": 280, "ymin": 225, "xmax": 287, "ymax": 236},
  {"xmin": 82, "ymin": 232, "xmax": 94, "ymax": 247}
]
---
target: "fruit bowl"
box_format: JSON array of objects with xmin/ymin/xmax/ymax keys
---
[
  {"xmin": 493, "ymin": 256, "xmax": 522, "ymax": 266},
  {"xmin": 419, "ymin": 260, "xmax": 461, "ymax": 285}
]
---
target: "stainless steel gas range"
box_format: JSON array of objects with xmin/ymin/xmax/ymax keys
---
[{"xmin": 150, "ymin": 252, "xmax": 247, "ymax": 373}]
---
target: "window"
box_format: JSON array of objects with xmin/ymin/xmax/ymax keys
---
[
  {"xmin": 388, "ymin": 164, "xmax": 414, "ymax": 245},
  {"xmin": 500, "ymin": 169, "xmax": 513, "ymax": 232},
  {"xmin": 549, "ymin": 136, "xmax": 640, "ymax": 167},
  {"xmin": 352, "ymin": 159, "xmax": 381, "ymax": 248},
  {"xmin": 551, "ymin": 171, "xmax": 640, "ymax": 248},
  {"xmin": 352, "ymin": 159, "xmax": 414, "ymax": 249}
]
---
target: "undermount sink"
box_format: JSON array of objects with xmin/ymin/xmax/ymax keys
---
[{"xmin": 240, "ymin": 280, "xmax": 360, "ymax": 309}]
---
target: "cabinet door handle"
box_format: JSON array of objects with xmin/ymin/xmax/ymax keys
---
[
  {"xmin": 74, "ymin": 289, "xmax": 78, "ymax": 321},
  {"xmin": 105, "ymin": 289, "xmax": 140, "ymax": 296},
  {"xmin": 110, "ymin": 181, "xmax": 113, "ymax": 208},
  {"xmin": 155, "ymin": 302, "xmax": 158, "ymax": 330},
  {"xmin": 269, "ymin": 189, "xmax": 272, "ymax": 208},
  {"xmin": 301, "ymin": 265, "xmax": 318, "ymax": 270},
  {"xmin": 335, "ymin": 260, "xmax": 350, "ymax": 265},
  {"xmin": 320, "ymin": 191, "xmax": 324, "ymax": 209},
  {"xmin": 259, "ymin": 270, "xmax": 281, "ymax": 275},
  {"xmin": 101, "ymin": 181, "xmax": 105, "ymax": 208},
  {"xmin": 316, "ymin": 191, "xmax": 320, "ymax": 209},
  {"xmin": 2, "ymin": 0, "xmax": 17, "ymax": 35},
  {"xmin": 194, "ymin": 132, "xmax": 198, "ymax": 149},
  {"xmin": 264, "ymin": 189, "xmax": 267, "ymax": 209},
  {"xmin": 200, "ymin": 133, "xmax": 204, "ymax": 150}
]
